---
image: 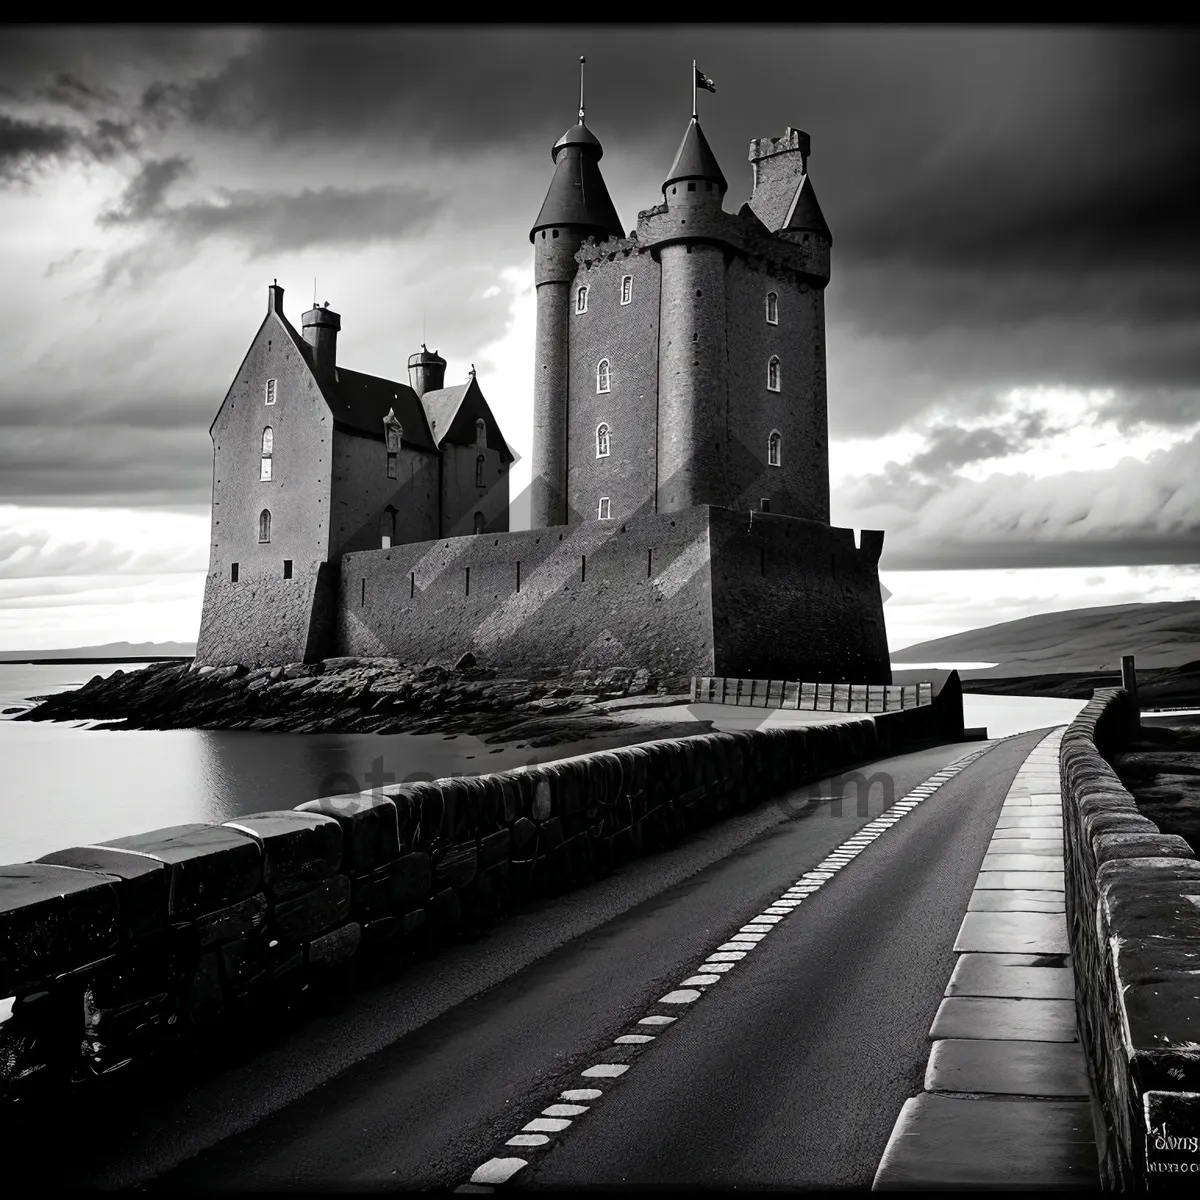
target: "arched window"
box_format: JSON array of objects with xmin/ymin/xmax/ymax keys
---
[
  {"xmin": 260, "ymin": 426, "xmax": 273, "ymax": 480},
  {"xmin": 258, "ymin": 509, "xmax": 271, "ymax": 542},
  {"xmin": 598, "ymin": 497, "xmax": 611, "ymax": 520},
  {"xmin": 576, "ymin": 285, "xmax": 588, "ymax": 314},
  {"xmin": 475, "ymin": 418, "xmax": 486, "ymax": 446},
  {"xmin": 380, "ymin": 505, "xmax": 396, "ymax": 549},
  {"xmin": 475, "ymin": 455, "xmax": 485, "ymax": 487},
  {"xmin": 265, "ymin": 378, "xmax": 277, "ymax": 405},
  {"xmin": 767, "ymin": 356, "xmax": 781, "ymax": 392},
  {"xmin": 620, "ymin": 275, "xmax": 632, "ymax": 305},
  {"xmin": 596, "ymin": 359, "xmax": 610, "ymax": 394},
  {"xmin": 766, "ymin": 292, "xmax": 779, "ymax": 325},
  {"xmin": 596, "ymin": 422, "xmax": 610, "ymax": 458},
  {"xmin": 768, "ymin": 430, "xmax": 782, "ymax": 467},
  {"xmin": 473, "ymin": 511, "xmax": 485, "ymax": 534}
]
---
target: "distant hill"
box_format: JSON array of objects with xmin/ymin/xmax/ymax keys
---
[
  {"xmin": 892, "ymin": 601, "xmax": 1200, "ymax": 679},
  {"xmin": 0, "ymin": 640, "xmax": 195, "ymax": 663}
]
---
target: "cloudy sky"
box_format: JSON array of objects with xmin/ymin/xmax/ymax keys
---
[{"xmin": 1, "ymin": 26, "xmax": 1197, "ymax": 652}]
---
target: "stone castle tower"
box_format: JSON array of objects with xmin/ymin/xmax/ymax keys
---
[{"xmin": 195, "ymin": 93, "xmax": 891, "ymax": 687}]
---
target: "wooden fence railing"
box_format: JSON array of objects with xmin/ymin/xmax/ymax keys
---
[{"xmin": 689, "ymin": 677, "xmax": 932, "ymax": 713}]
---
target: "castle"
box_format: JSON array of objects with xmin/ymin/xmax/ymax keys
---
[{"xmin": 195, "ymin": 99, "xmax": 892, "ymax": 687}]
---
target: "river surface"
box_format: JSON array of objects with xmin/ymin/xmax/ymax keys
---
[{"xmin": 0, "ymin": 663, "xmax": 1086, "ymax": 867}]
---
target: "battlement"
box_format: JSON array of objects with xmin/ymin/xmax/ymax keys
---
[
  {"xmin": 576, "ymin": 233, "xmax": 642, "ymax": 268},
  {"xmin": 749, "ymin": 127, "xmax": 811, "ymax": 164}
]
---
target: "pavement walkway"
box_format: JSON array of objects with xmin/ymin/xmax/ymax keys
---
[{"xmin": 872, "ymin": 725, "xmax": 1099, "ymax": 1190}]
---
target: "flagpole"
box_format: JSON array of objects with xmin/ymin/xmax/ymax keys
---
[
  {"xmin": 692, "ymin": 58, "xmax": 697, "ymax": 120},
  {"xmin": 579, "ymin": 56, "xmax": 585, "ymax": 122}
]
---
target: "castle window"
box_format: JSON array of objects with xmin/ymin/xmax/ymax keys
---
[
  {"xmin": 258, "ymin": 509, "xmax": 271, "ymax": 542},
  {"xmin": 767, "ymin": 356, "xmax": 781, "ymax": 392},
  {"xmin": 265, "ymin": 378, "xmax": 277, "ymax": 406},
  {"xmin": 380, "ymin": 505, "xmax": 396, "ymax": 549},
  {"xmin": 596, "ymin": 422, "xmax": 611, "ymax": 458},
  {"xmin": 260, "ymin": 426, "xmax": 273, "ymax": 480},
  {"xmin": 766, "ymin": 292, "xmax": 778, "ymax": 325},
  {"xmin": 476, "ymin": 418, "xmax": 486, "ymax": 446},
  {"xmin": 620, "ymin": 275, "xmax": 632, "ymax": 305},
  {"xmin": 598, "ymin": 496, "xmax": 611, "ymax": 520},
  {"xmin": 387, "ymin": 452, "xmax": 397, "ymax": 479},
  {"xmin": 230, "ymin": 562, "xmax": 239, "ymax": 582},
  {"xmin": 476, "ymin": 455, "xmax": 485, "ymax": 487},
  {"xmin": 760, "ymin": 498, "xmax": 771, "ymax": 512},
  {"xmin": 768, "ymin": 430, "xmax": 782, "ymax": 467},
  {"xmin": 576, "ymin": 285, "xmax": 588, "ymax": 314},
  {"xmin": 473, "ymin": 511, "xmax": 485, "ymax": 535},
  {"xmin": 687, "ymin": 182, "xmax": 696, "ymax": 191},
  {"xmin": 283, "ymin": 559, "xmax": 293, "ymax": 579},
  {"xmin": 596, "ymin": 359, "xmax": 610, "ymax": 394}
]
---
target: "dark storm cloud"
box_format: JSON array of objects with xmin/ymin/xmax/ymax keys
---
[
  {"xmin": 906, "ymin": 412, "xmax": 1067, "ymax": 480},
  {"xmin": 0, "ymin": 111, "xmax": 134, "ymax": 182}
]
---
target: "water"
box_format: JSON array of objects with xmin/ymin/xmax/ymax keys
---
[{"xmin": 0, "ymin": 664, "xmax": 1087, "ymax": 868}]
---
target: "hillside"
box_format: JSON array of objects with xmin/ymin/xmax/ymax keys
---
[
  {"xmin": 891, "ymin": 601, "xmax": 1200, "ymax": 679},
  {"xmin": 0, "ymin": 641, "xmax": 196, "ymax": 663}
]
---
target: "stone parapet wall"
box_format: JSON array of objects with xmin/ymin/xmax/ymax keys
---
[
  {"xmin": 1060, "ymin": 689, "xmax": 1200, "ymax": 1190},
  {"xmin": 693, "ymin": 677, "xmax": 932, "ymax": 711},
  {"xmin": 0, "ymin": 702, "xmax": 959, "ymax": 1111}
]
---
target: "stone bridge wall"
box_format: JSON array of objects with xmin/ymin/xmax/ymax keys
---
[
  {"xmin": 1060, "ymin": 688, "xmax": 1200, "ymax": 1190},
  {"xmin": 0, "ymin": 699, "xmax": 960, "ymax": 1110}
]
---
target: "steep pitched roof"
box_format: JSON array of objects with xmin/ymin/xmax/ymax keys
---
[
  {"xmin": 663, "ymin": 117, "xmax": 727, "ymax": 195},
  {"xmin": 530, "ymin": 120, "xmax": 623, "ymax": 241},
  {"xmin": 327, "ymin": 368, "xmax": 437, "ymax": 451},
  {"xmin": 421, "ymin": 375, "xmax": 515, "ymax": 463},
  {"xmin": 782, "ymin": 174, "xmax": 832, "ymax": 242}
]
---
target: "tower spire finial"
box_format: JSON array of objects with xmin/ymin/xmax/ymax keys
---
[{"xmin": 578, "ymin": 56, "xmax": 586, "ymax": 123}]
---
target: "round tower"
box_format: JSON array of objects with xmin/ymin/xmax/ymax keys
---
[
  {"xmin": 529, "ymin": 113, "xmax": 623, "ymax": 528},
  {"xmin": 301, "ymin": 302, "xmax": 340, "ymax": 386},
  {"xmin": 656, "ymin": 117, "xmax": 730, "ymax": 514},
  {"xmin": 407, "ymin": 344, "xmax": 446, "ymax": 397}
]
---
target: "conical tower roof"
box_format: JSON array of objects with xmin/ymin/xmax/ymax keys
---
[
  {"xmin": 530, "ymin": 119, "xmax": 623, "ymax": 243},
  {"xmin": 663, "ymin": 117, "xmax": 727, "ymax": 196},
  {"xmin": 782, "ymin": 173, "xmax": 832, "ymax": 242}
]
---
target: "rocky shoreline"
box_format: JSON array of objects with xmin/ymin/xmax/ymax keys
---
[{"xmin": 12, "ymin": 657, "xmax": 693, "ymax": 747}]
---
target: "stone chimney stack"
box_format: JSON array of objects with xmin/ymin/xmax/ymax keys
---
[
  {"xmin": 407, "ymin": 345, "xmax": 447, "ymax": 397},
  {"xmin": 302, "ymin": 301, "xmax": 340, "ymax": 384}
]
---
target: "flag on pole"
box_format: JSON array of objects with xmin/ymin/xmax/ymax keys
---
[{"xmin": 695, "ymin": 67, "xmax": 716, "ymax": 93}]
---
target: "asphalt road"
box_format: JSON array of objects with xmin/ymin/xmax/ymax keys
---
[{"xmin": 43, "ymin": 729, "xmax": 1048, "ymax": 1191}]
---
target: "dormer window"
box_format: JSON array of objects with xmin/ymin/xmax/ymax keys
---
[
  {"xmin": 768, "ymin": 430, "xmax": 782, "ymax": 467},
  {"xmin": 576, "ymin": 285, "xmax": 588, "ymax": 314},
  {"xmin": 265, "ymin": 378, "xmax": 277, "ymax": 405},
  {"xmin": 383, "ymin": 409, "xmax": 402, "ymax": 479},
  {"xmin": 596, "ymin": 359, "xmax": 610, "ymax": 394},
  {"xmin": 258, "ymin": 509, "xmax": 271, "ymax": 542},
  {"xmin": 620, "ymin": 276, "xmax": 632, "ymax": 305},
  {"xmin": 596, "ymin": 422, "xmax": 610, "ymax": 458},
  {"xmin": 260, "ymin": 426, "xmax": 273, "ymax": 480},
  {"xmin": 476, "ymin": 455, "xmax": 485, "ymax": 488},
  {"xmin": 380, "ymin": 505, "xmax": 396, "ymax": 549},
  {"xmin": 766, "ymin": 292, "xmax": 778, "ymax": 325},
  {"xmin": 476, "ymin": 418, "xmax": 486, "ymax": 446},
  {"xmin": 767, "ymin": 356, "xmax": 781, "ymax": 392}
]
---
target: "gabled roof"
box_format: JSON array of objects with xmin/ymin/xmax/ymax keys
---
[
  {"xmin": 421, "ymin": 375, "xmax": 515, "ymax": 463},
  {"xmin": 782, "ymin": 173, "xmax": 832, "ymax": 242},
  {"xmin": 663, "ymin": 117, "xmax": 727, "ymax": 195},
  {"xmin": 327, "ymin": 367, "xmax": 437, "ymax": 451}
]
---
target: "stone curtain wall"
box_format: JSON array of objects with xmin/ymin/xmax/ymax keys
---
[
  {"xmin": 0, "ymin": 703, "xmax": 960, "ymax": 1109},
  {"xmin": 1060, "ymin": 689, "xmax": 1200, "ymax": 1190}
]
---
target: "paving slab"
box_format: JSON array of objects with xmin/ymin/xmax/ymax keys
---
[
  {"xmin": 994, "ymin": 817, "xmax": 1062, "ymax": 831},
  {"xmin": 968, "ymin": 890, "xmax": 1065, "ymax": 913},
  {"xmin": 925, "ymin": 1039, "xmax": 1089, "ymax": 1097},
  {"xmin": 975, "ymin": 870, "xmax": 1065, "ymax": 894},
  {"xmin": 948, "ymin": 953, "xmax": 1074, "ymax": 998},
  {"xmin": 985, "ymin": 839, "xmax": 1062, "ymax": 853},
  {"xmin": 931, "ymin": 995, "xmax": 1078, "ymax": 1041},
  {"xmin": 982, "ymin": 852, "xmax": 1065, "ymax": 872},
  {"xmin": 955, "ymin": 911, "xmax": 1069, "ymax": 953},
  {"xmin": 873, "ymin": 1094, "xmax": 1097, "ymax": 1189}
]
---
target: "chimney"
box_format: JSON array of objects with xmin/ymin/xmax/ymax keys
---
[
  {"xmin": 302, "ymin": 301, "xmax": 340, "ymax": 384},
  {"xmin": 747, "ymin": 127, "xmax": 811, "ymax": 230},
  {"xmin": 408, "ymin": 344, "xmax": 447, "ymax": 397},
  {"xmin": 268, "ymin": 280, "xmax": 285, "ymax": 315}
]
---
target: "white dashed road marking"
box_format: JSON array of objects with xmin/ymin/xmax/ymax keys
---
[{"xmin": 458, "ymin": 736, "xmax": 1013, "ymax": 1190}]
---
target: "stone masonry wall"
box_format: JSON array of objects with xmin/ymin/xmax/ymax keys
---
[
  {"xmin": 0, "ymin": 695, "xmax": 963, "ymax": 1112},
  {"xmin": 708, "ymin": 509, "xmax": 890, "ymax": 683},
  {"xmin": 337, "ymin": 506, "xmax": 715, "ymax": 684},
  {"xmin": 1060, "ymin": 689, "xmax": 1200, "ymax": 1190}
]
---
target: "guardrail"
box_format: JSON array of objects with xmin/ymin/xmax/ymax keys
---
[{"xmin": 690, "ymin": 677, "xmax": 932, "ymax": 712}]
